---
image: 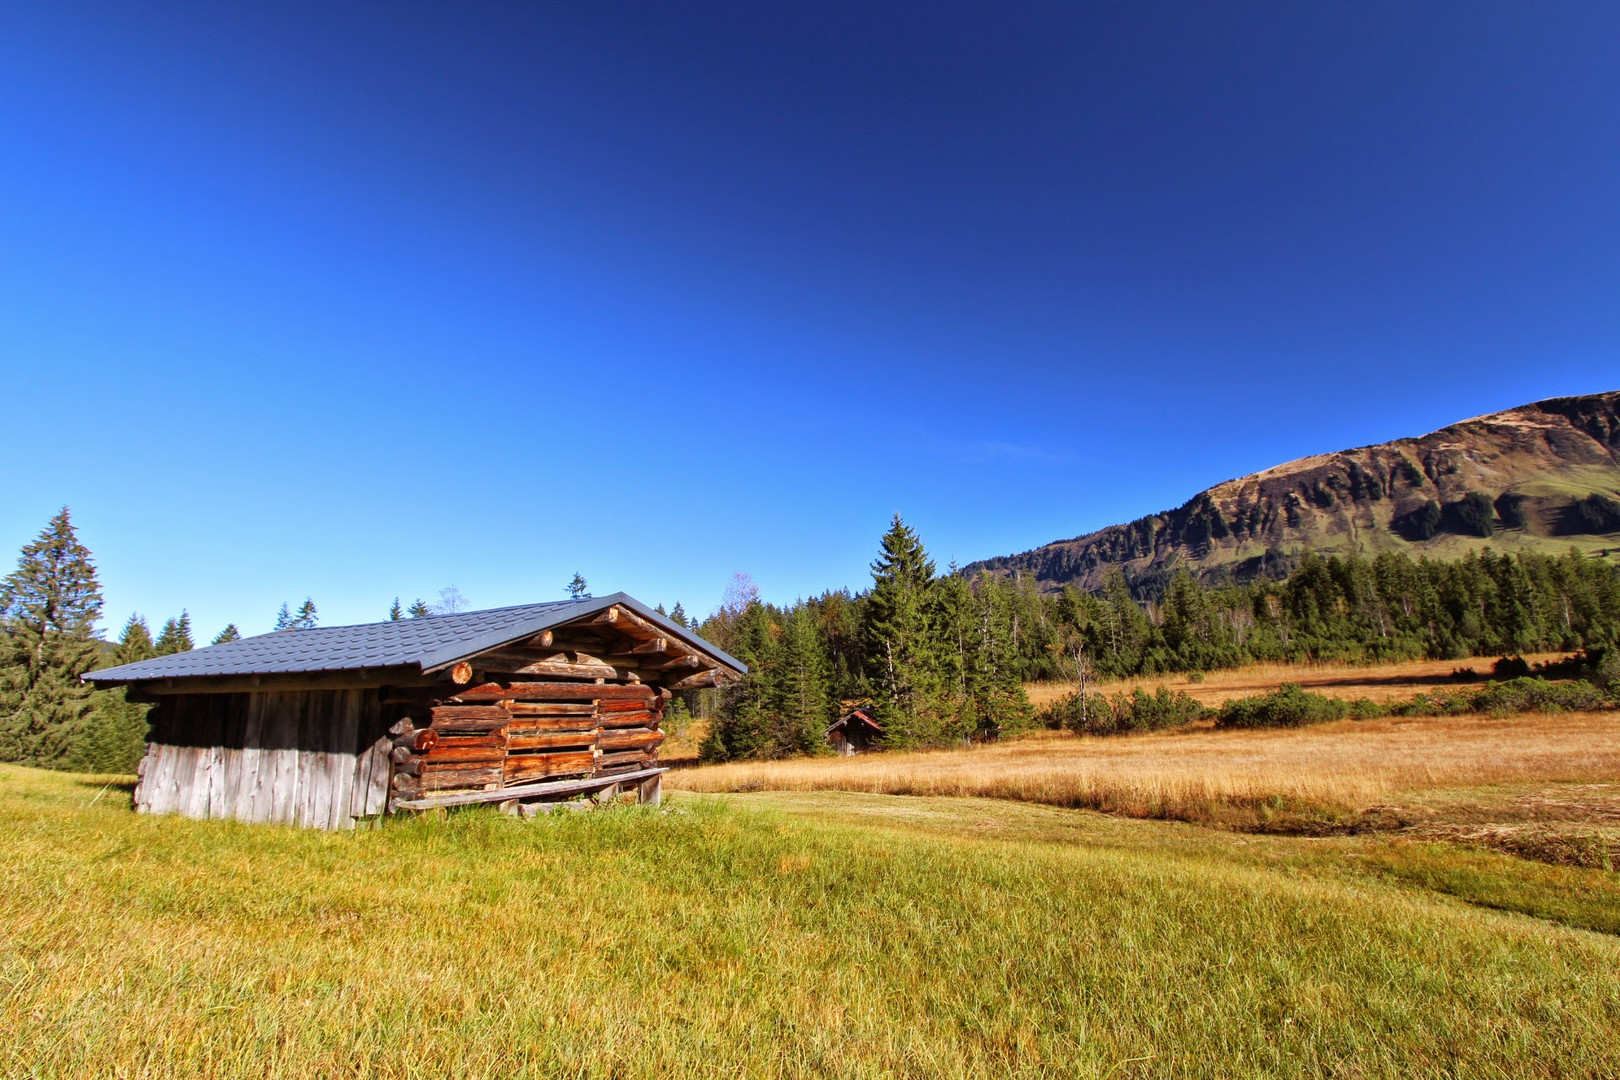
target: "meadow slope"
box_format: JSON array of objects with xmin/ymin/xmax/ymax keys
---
[{"xmin": 2, "ymin": 765, "xmax": 1619, "ymax": 1079}]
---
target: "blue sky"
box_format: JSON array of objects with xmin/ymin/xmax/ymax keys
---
[{"xmin": 2, "ymin": 1, "xmax": 1617, "ymax": 638}]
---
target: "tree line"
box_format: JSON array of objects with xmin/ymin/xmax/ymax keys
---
[
  {"xmin": 3, "ymin": 506, "xmax": 1619, "ymax": 772},
  {"xmin": 0, "ymin": 510, "xmax": 493, "ymax": 773},
  {"xmin": 694, "ymin": 518, "xmax": 1620, "ymax": 760}
]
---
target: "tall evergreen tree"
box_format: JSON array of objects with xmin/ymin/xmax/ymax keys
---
[
  {"xmin": 388, "ymin": 598, "xmax": 403, "ymax": 621},
  {"xmin": 273, "ymin": 602, "xmax": 294, "ymax": 631},
  {"xmin": 293, "ymin": 598, "xmax": 318, "ymax": 630},
  {"xmin": 114, "ymin": 614, "xmax": 156, "ymax": 666},
  {"xmin": 154, "ymin": 611, "xmax": 194, "ymax": 654},
  {"xmin": 862, "ymin": 515, "xmax": 943, "ymax": 746},
  {"xmin": 0, "ymin": 508, "xmax": 105, "ymax": 766},
  {"xmin": 211, "ymin": 624, "xmax": 241, "ymax": 645},
  {"xmin": 407, "ymin": 598, "xmax": 432, "ymax": 618},
  {"xmin": 700, "ymin": 599, "xmax": 779, "ymax": 761},
  {"xmin": 772, "ymin": 604, "xmax": 836, "ymax": 755},
  {"xmin": 670, "ymin": 601, "xmax": 688, "ymax": 627},
  {"xmin": 567, "ymin": 573, "xmax": 590, "ymax": 600}
]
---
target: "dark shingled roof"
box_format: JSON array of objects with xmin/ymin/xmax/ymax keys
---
[{"xmin": 84, "ymin": 592, "xmax": 743, "ymax": 683}]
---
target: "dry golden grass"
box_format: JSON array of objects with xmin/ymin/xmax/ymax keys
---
[
  {"xmin": 668, "ymin": 711, "xmax": 1620, "ymax": 829},
  {"xmin": 1024, "ymin": 652, "xmax": 1575, "ymax": 710}
]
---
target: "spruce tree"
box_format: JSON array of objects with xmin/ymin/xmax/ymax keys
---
[
  {"xmin": 154, "ymin": 611, "xmax": 194, "ymax": 654},
  {"xmin": 407, "ymin": 599, "xmax": 432, "ymax": 618},
  {"xmin": 699, "ymin": 599, "xmax": 778, "ymax": 761},
  {"xmin": 962, "ymin": 578, "xmax": 1033, "ymax": 739},
  {"xmin": 389, "ymin": 598, "xmax": 403, "ymax": 621},
  {"xmin": 293, "ymin": 598, "xmax": 318, "ymax": 630},
  {"xmin": 0, "ymin": 508, "xmax": 106, "ymax": 766},
  {"xmin": 773, "ymin": 604, "xmax": 835, "ymax": 755},
  {"xmin": 670, "ymin": 602, "xmax": 688, "ymax": 627},
  {"xmin": 114, "ymin": 614, "xmax": 156, "ymax": 666},
  {"xmin": 567, "ymin": 573, "xmax": 590, "ymax": 600},
  {"xmin": 212, "ymin": 624, "xmax": 241, "ymax": 645},
  {"xmin": 273, "ymin": 602, "xmax": 294, "ymax": 631},
  {"xmin": 862, "ymin": 515, "xmax": 943, "ymax": 746}
]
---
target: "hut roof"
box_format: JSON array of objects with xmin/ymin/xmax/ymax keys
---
[
  {"xmin": 85, "ymin": 593, "xmax": 743, "ymax": 684},
  {"xmin": 824, "ymin": 707, "xmax": 881, "ymax": 735}
]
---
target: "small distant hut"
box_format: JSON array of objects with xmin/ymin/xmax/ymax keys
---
[
  {"xmin": 825, "ymin": 707, "xmax": 882, "ymax": 755},
  {"xmin": 84, "ymin": 594, "xmax": 744, "ymax": 828}
]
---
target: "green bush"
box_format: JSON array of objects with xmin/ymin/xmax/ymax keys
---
[
  {"xmin": 1042, "ymin": 686, "xmax": 1207, "ymax": 735},
  {"xmin": 1215, "ymin": 684, "xmax": 1352, "ymax": 729},
  {"xmin": 1493, "ymin": 655, "xmax": 1532, "ymax": 678},
  {"xmin": 1585, "ymin": 647, "xmax": 1620, "ymax": 693},
  {"xmin": 1392, "ymin": 677, "xmax": 1615, "ymax": 717}
]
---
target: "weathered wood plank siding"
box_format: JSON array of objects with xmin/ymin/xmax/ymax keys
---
[{"xmin": 133, "ymin": 689, "xmax": 389, "ymax": 829}]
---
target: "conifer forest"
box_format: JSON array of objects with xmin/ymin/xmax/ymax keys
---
[{"xmin": 1, "ymin": 508, "xmax": 1618, "ymax": 771}]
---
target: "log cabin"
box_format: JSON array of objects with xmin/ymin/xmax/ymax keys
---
[
  {"xmin": 825, "ymin": 707, "xmax": 882, "ymax": 755},
  {"xmin": 83, "ymin": 593, "xmax": 744, "ymax": 828}
]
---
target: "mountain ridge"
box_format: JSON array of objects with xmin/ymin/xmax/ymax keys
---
[{"xmin": 965, "ymin": 391, "xmax": 1620, "ymax": 594}]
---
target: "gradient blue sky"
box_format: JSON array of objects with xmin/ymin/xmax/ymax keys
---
[{"xmin": 2, "ymin": 1, "xmax": 1617, "ymax": 638}]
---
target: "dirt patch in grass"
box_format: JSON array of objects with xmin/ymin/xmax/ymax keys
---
[{"xmin": 1355, "ymin": 783, "xmax": 1620, "ymax": 870}]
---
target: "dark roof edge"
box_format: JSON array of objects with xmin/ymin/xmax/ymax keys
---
[{"xmin": 421, "ymin": 592, "xmax": 746, "ymax": 675}]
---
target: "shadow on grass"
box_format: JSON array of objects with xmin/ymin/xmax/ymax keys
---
[{"xmin": 72, "ymin": 776, "xmax": 137, "ymax": 796}]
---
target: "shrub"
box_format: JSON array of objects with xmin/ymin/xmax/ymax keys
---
[
  {"xmin": 1042, "ymin": 687, "xmax": 1207, "ymax": 736},
  {"xmin": 1494, "ymin": 492, "xmax": 1528, "ymax": 530},
  {"xmin": 1395, "ymin": 500, "xmax": 1443, "ymax": 541},
  {"xmin": 1586, "ymin": 647, "xmax": 1620, "ymax": 693},
  {"xmin": 1470, "ymin": 677, "xmax": 1610, "ymax": 715},
  {"xmin": 1568, "ymin": 493, "xmax": 1620, "ymax": 535},
  {"xmin": 1449, "ymin": 492, "xmax": 1497, "ymax": 538},
  {"xmin": 1215, "ymin": 684, "xmax": 1351, "ymax": 729},
  {"xmin": 1390, "ymin": 677, "xmax": 1615, "ymax": 717},
  {"xmin": 1492, "ymin": 656, "xmax": 1532, "ymax": 679}
]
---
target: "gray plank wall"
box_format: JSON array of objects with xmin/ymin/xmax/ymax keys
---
[{"xmin": 133, "ymin": 689, "xmax": 392, "ymax": 829}]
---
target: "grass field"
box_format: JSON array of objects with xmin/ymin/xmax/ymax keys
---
[
  {"xmin": 2, "ymin": 764, "xmax": 1619, "ymax": 1078},
  {"xmin": 670, "ymin": 710, "xmax": 1620, "ymax": 844},
  {"xmin": 1023, "ymin": 652, "xmax": 1577, "ymax": 711}
]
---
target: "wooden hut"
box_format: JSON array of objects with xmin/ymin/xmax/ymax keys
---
[
  {"xmin": 825, "ymin": 707, "xmax": 882, "ymax": 755},
  {"xmin": 84, "ymin": 594, "xmax": 744, "ymax": 828}
]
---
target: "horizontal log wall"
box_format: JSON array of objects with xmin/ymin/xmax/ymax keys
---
[
  {"xmin": 134, "ymin": 689, "xmax": 392, "ymax": 829},
  {"xmin": 388, "ymin": 680, "xmax": 666, "ymax": 807}
]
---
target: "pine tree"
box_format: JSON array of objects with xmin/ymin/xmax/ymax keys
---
[
  {"xmin": 114, "ymin": 614, "xmax": 156, "ymax": 666},
  {"xmin": 962, "ymin": 578, "xmax": 1033, "ymax": 739},
  {"xmin": 293, "ymin": 598, "xmax": 318, "ymax": 630},
  {"xmin": 155, "ymin": 611, "xmax": 194, "ymax": 654},
  {"xmin": 70, "ymin": 689, "xmax": 150, "ymax": 774},
  {"xmin": 567, "ymin": 573, "xmax": 590, "ymax": 600},
  {"xmin": 670, "ymin": 602, "xmax": 688, "ymax": 627},
  {"xmin": 212, "ymin": 624, "xmax": 241, "ymax": 645},
  {"xmin": 389, "ymin": 598, "xmax": 403, "ymax": 621},
  {"xmin": 772, "ymin": 605, "xmax": 835, "ymax": 756},
  {"xmin": 862, "ymin": 515, "xmax": 943, "ymax": 746},
  {"xmin": 273, "ymin": 602, "xmax": 294, "ymax": 631},
  {"xmin": 700, "ymin": 599, "xmax": 779, "ymax": 762},
  {"xmin": 407, "ymin": 599, "xmax": 432, "ymax": 618},
  {"xmin": 0, "ymin": 508, "xmax": 106, "ymax": 766}
]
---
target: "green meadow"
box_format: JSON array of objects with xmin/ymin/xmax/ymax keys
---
[{"xmin": 1, "ymin": 764, "xmax": 1617, "ymax": 1079}]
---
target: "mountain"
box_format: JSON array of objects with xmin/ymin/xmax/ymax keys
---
[{"xmin": 965, "ymin": 391, "xmax": 1620, "ymax": 594}]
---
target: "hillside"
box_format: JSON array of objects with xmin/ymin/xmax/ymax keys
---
[{"xmin": 967, "ymin": 391, "xmax": 1620, "ymax": 593}]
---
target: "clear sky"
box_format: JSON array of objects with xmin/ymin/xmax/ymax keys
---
[{"xmin": 2, "ymin": 1, "xmax": 1617, "ymax": 639}]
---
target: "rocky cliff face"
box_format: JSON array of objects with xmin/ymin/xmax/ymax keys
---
[{"xmin": 966, "ymin": 392, "xmax": 1620, "ymax": 594}]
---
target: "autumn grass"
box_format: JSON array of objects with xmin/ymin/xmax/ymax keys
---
[
  {"xmin": 1023, "ymin": 652, "xmax": 1575, "ymax": 710},
  {"xmin": 670, "ymin": 710, "xmax": 1618, "ymax": 831},
  {"xmin": 3, "ymin": 765, "xmax": 1620, "ymax": 1078}
]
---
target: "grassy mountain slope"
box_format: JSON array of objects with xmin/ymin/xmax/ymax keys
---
[{"xmin": 967, "ymin": 391, "xmax": 1620, "ymax": 592}]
